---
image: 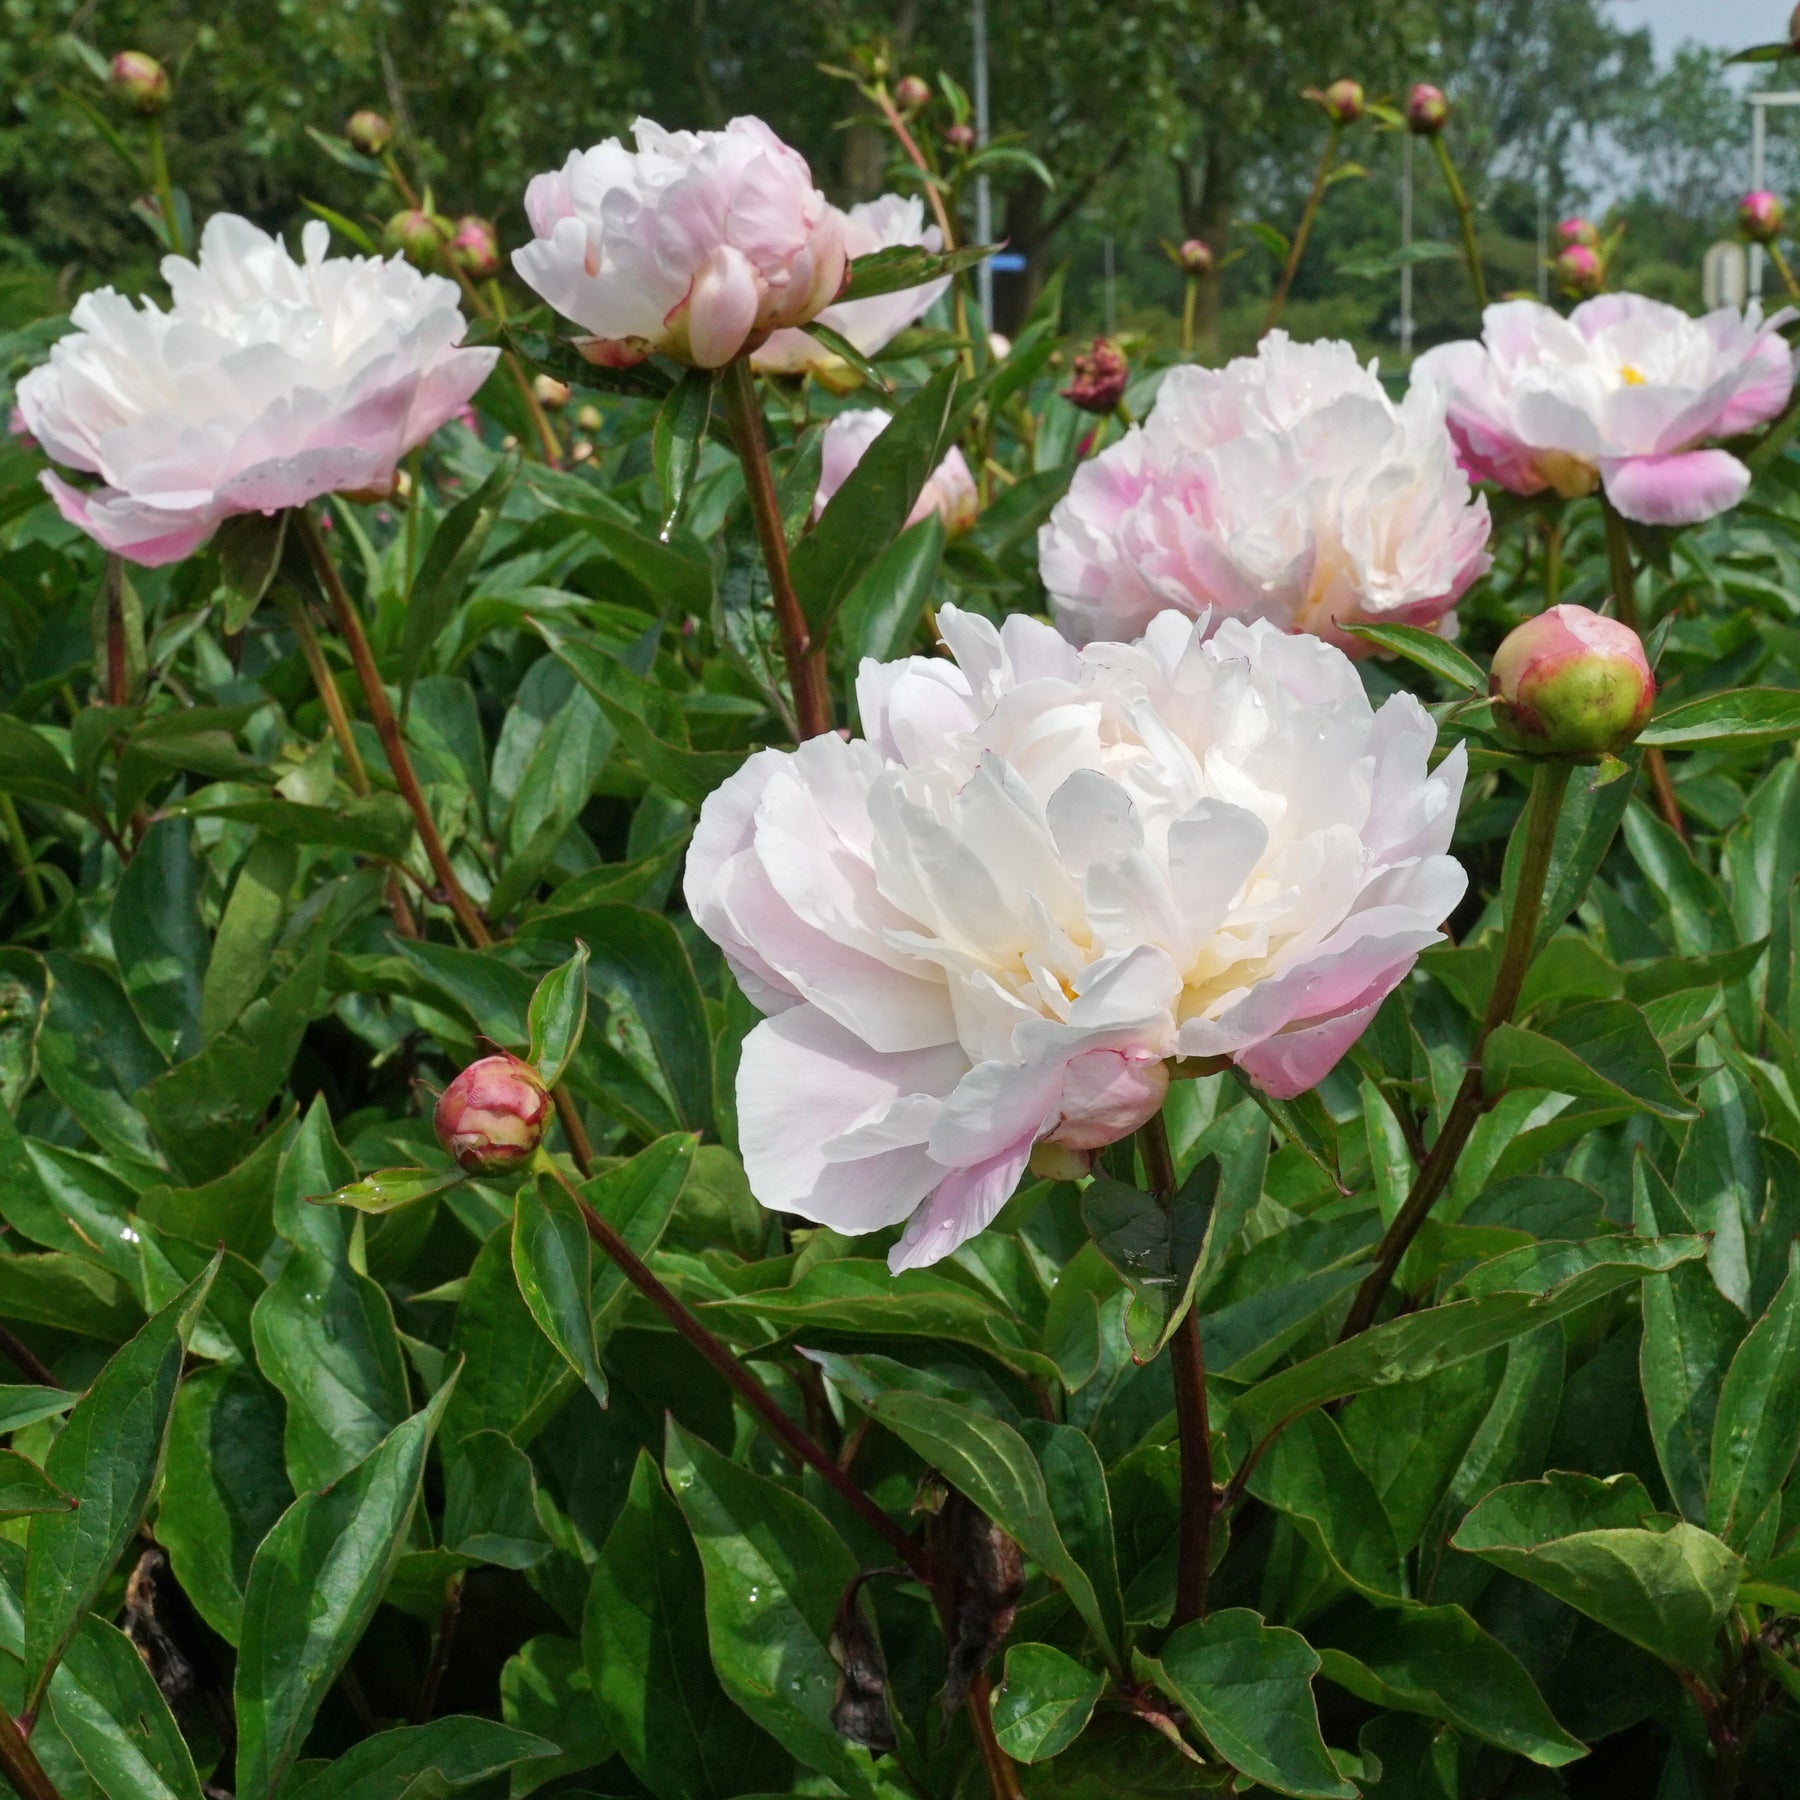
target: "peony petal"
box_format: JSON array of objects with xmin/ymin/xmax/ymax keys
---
[
  {"xmin": 887, "ymin": 1138, "xmax": 1034, "ymax": 1273},
  {"xmin": 1599, "ymin": 450, "xmax": 1751, "ymax": 527},
  {"xmin": 682, "ymin": 243, "xmax": 762, "ymax": 368}
]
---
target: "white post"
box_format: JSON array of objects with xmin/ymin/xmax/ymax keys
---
[
  {"xmin": 1536, "ymin": 162, "xmax": 1548, "ymax": 303},
  {"xmin": 972, "ymin": 0, "xmax": 993, "ymax": 332},
  {"xmin": 1753, "ymin": 98, "xmax": 1767, "ymax": 300},
  {"xmin": 1400, "ymin": 133, "xmax": 1414, "ymax": 359}
]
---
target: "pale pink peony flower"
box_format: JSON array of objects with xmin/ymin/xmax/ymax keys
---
[
  {"xmin": 1039, "ymin": 332, "xmax": 1491, "ymax": 654},
  {"xmin": 815, "ymin": 408, "xmax": 978, "ymax": 533},
  {"xmin": 1411, "ymin": 294, "xmax": 1797, "ymax": 527},
  {"xmin": 18, "ymin": 214, "xmax": 496, "ymax": 566},
  {"xmin": 754, "ymin": 194, "xmax": 948, "ymax": 385},
  {"xmin": 513, "ymin": 116, "xmax": 847, "ymax": 370},
  {"xmin": 685, "ymin": 606, "xmax": 1466, "ymax": 1270}
]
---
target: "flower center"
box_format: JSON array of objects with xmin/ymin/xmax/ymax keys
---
[{"xmin": 1619, "ymin": 364, "xmax": 1645, "ymax": 386}]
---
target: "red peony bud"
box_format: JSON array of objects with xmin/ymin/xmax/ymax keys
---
[
  {"xmin": 1556, "ymin": 216, "xmax": 1600, "ymax": 250},
  {"xmin": 1061, "ymin": 338, "xmax": 1129, "ymax": 414},
  {"xmin": 109, "ymin": 50, "xmax": 170, "ymax": 117},
  {"xmin": 1490, "ymin": 604, "xmax": 1654, "ymax": 756},
  {"xmin": 347, "ymin": 109, "xmax": 392, "ymax": 156},
  {"xmin": 1740, "ymin": 190, "xmax": 1785, "ymax": 245},
  {"xmin": 450, "ymin": 215, "xmax": 501, "ymax": 280},
  {"xmin": 1406, "ymin": 83, "xmax": 1449, "ymax": 136},
  {"xmin": 1319, "ymin": 78, "xmax": 1365, "ymax": 126},
  {"xmin": 434, "ymin": 1053, "xmax": 551, "ymax": 1175},
  {"xmin": 1177, "ymin": 237, "xmax": 1214, "ymax": 276},
  {"xmin": 383, "ymin": 208, "xmax": 451, "ymax": 271},
  {"xmin": 894, "ymin": 75, "xmax": 933, "ymax": 112},
  {"xmin": 944, "ymin": 123, "xmax": 977, "ymax": 152},
  {"xmin": 1554, "ymin": 242, "xmax": 1603, "ymax": 298}
]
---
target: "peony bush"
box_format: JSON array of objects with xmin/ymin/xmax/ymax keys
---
[{"xmin": 2, "ymin": 55, "xmax": 1800, "ymax": 1800}]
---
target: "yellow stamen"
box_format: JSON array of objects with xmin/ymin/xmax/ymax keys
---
[{"xmin": 1619, "ymin": 364, "xmax": 1645, "ymax": 386}]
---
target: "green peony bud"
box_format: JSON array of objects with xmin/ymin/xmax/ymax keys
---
[{"xmin": 1490, "ymin": 604, "xmax": 1655, "ymax": 756}]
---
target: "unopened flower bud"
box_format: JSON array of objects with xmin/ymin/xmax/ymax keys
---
[
  {"xmin": 1319, "ymin": 79, "xmax": 1364, "ymax": 126},
  {"xmin": 1490, "ymin": 604, "xmax": 1654, "ymax": 756},
  {"xmin": 1554, "ymin": 242, "xmax": 1603, "ymax": 298},
  {"xmin": 109, "ymin": 51, "xmax": 170, "ymax": 117},
  {"xmin": 570, "ymin": 439, "xmax": 595, "ymax": 464},
  {"xmin": 1177, "ymin": 237, "xmax": 1213, "ymax": 276},
  {"xmin": 944, "ymin": 123, "xmax": 977, "ymax": 152},
  {"xmin": 894, "ymin": 75, "xmax": 932, "ymax": 112},
  {"xmin": 575, "ymin": 403, "xmax": 602, "ymax": 432},
  {"xmin": 346, "ymin": 109, "xmax": 392, "ymax": 156},
  {"xmin": 450, "ymin": 215, "xmax": 500, "ymax": 280},
  {"xmin": 383, "ymin": 208, "xmax": 450, "ymax": 271},
  {"xmin": 1407, "ymin": 83, "xmax": 1449, "ymax": 135},
  {"xmin": 1740, "ymin": 190, "xmax": 1786, "ymax": 245},
  {"xmin": 532, "ymin": 374, "xmax": 570, "ymax": 410},
  {"xmin": 1556, "ymin": 216, "xmax": 1600, "ymax": 250},
  {"xmin": 1061, "ymin": 338, "xmax": 1129, "ymax": 414},
  {"xmin": 434, "ymin": 1053, "xmax": 551, "ymax": 1175}
]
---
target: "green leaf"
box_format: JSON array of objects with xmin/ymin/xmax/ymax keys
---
[
  {"xmin": 1318, "ymin": 1603, "xmax": 1585, "ymax": 1765},
  {"xmin": 0, "ymin": 1452, "xmax": 71, "ymax": 1519},
  {"xmin": 1236, "ymin": 1235, "xmax": 1707, "ymax": 1429},
  {"xmin": 584, "ymin": 1450, "xmax": 789, "ymax": 1800},
  {"xmin": 1484, "ymin": 999, "xmax": 1698, "ymax": 1121},
  {"xmin": 250, "ymin": 1098, "xmax": 413, "ymax": 1490},
  {"xmin": 0, "ymin": 714, "xmax": 86, "ymax": 813},
  {"xmin": 1708, "ymin": 1243, "xmax": 1800, "ymax": 1548},
  {"xmin": 1343, "ymin": 624, "xmax": 1484, "ymax": 693},
  {"xmin": 1639, "ymin": 688, "xmax": 1800, "ymax": 750},
  {"xmin": 858, "ymin": 1388, "xmax": 1122, "ymax": 1669},
  {"xmin": 311, "ymin": 1166, "xmax": 465, "ymax": 1214},
  {"xmin": 215, "ymin": 511, "xmax": 289, "ymax": 631},
  {"xmin": 790, "ymin": 360, "xmax": 958, "ymax": 633},
  {"xmin": 502, "ymin": 326, "xmax": 677, "ymax": 402},
  {"xmin": 0, "ymin": 1388, "xmax": 74, "ymax": 1434},
  {"xmin": 233, "ymin": 1381, "xmax": 456, "ymax": 1800},
  {"xmin": 652, "ymin": 368, "xmax": 715, "ymax": 539},
  {"xmin": 39, "ymin": 952, "xmax": 165, "ymax": 1162},
  {"xmin": 1513, "ymin": 756, "xmax": 1635, "ymax": 953},
  {"xmin": 175, "ymin": 795, "xmax": 415, "ymax": 858},
  {"xmin": 990, "ymin": 1642, "xmax": 1103, "ymax": 1762},
  {"xmin": 158, "ymin": 1363, "xmax": 292, "ymax": 1644},
  {"xmin": 444, "ymin": 1224, "xmax": 575, "ymax": 1451},
  {"xmin": 514, "ymin": 1175, "xmax": 607, "ymax": 1407},
  {"xmin": 664, "ymin": 1419, "xmax": 886, "ymax": 1793},
  {"xmin": 1020, "ymin": 1419, "xmax": 1127, "ymax": 1663},
  {"xmin": 1136, "ymin": 1610, "xmax": 1355, "ymax": 1800},
  {"xmin": 22, "ymin": 1255, "xmax": 218, "ymax": 1714},
  {"xmin": 1451, "ymin": 1472, "xmax": 1742, "ymax": 1672},
  {"xmin": 837, "ymin": 241, "xmax": 994, "ymax": 301},
  {"xmin": 838, "ymin": 513, "xmax": 945, "ymax": 675},
  {"xmin": 582, "ymin": 1134, "xmax": 695, "ymax": 1339},
  {"xmin": 800, "ymin": 320, "xmax": 894, "ymax": 393},
  {"xmin": 200, "ymin": 837, "xmax": 297, "ymax": 1040},
  {"xmin": 527, "ymin": 942, "xmax": 589, "ymax": 1088},
  {"xmin": 499, "ymin": 1635, "xmax": 612, "ymax": 1796},
  {"xmin": 443, "ymin": 1430, "xmax": 551, "ymax": 1569},
  {"xmin": 400, "ymin": 454, "xmax": 515, "ymax": 699},
  {"xmin": 112, "ymin": 819, "xmax": 206, "ymax": 1061},
  {"xmin": 289, "ymin": 1719, "xmax": 558, "ymax": 1800}
]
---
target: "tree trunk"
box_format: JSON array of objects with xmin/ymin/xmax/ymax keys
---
[{"xmin": 995, "ymin": 180, "xmax": 1047, "ymax": 335}]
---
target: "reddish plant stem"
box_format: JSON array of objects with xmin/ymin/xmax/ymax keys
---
[
  {"xmin": 1262, "ymin": 126, "xmax": 1339, "ymax": 336},
  {"xmin": 0, "ymin": 1700, "xmax": 61, "ymax": 1800},
  {"xmin": 719, "ymin": 359, "xmax": 833, "ymax": 740}
]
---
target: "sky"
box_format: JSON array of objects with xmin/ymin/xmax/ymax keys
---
[{"xmin": 1603, "ymin": 0, "xmax": 1781, "ymax": 59}]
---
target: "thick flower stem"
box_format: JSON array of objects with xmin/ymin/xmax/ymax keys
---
[
  {"xmin": 144, "ymin": 120, "xmax": 182, "ymax": 257},
  {"xmin": 540, "ymin": 1157, "xmax": 930, "ymax": 1581},
  {"xmin": 1339, "ymin": 759, "xmax": 1573, "ymax": 1340},
  {"xmin": 1602, "ymin": 500, "xmax": 1688, "ymax": 841},
  {"xmin": 279, "ymin": 586, "xmax": 370, "ymax": 796},
  {"xmin": 1430, "ymin": 134, "xmax": 1488, "ymax": 313},
  {"xmin": 1770, "ymin": 242, "xmax": 1800, "ymax": 303},
  {"xmin": 0, "ymin": 1698, "xmax": 61, "ymax": 1800},
  {"xmin": 296, "ymin": 508, "xmax": 492, "ymax": 945},
  {"xmin": 102, "ymin": 557, "xmax": 130, "ymax": 709},
  {"xmin": 1139, "ymin": 1112, "xmax": 1214, "ymax": 1627},
  {"xmin": 1262, "ymin": 127, "xmax": 1339, "ymax": 338},
  {"xmin": 720, "ymin": 359, "xmax": 834, "ymax": 740},
  {"xmin": 1181, "ymin": 276, "xmax": 1199, "ymax": 358},
  {"xmin": 0, "ymin": 796, "xmax": 44, "ymax": 917}
]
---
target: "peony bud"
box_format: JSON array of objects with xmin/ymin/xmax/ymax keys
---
[
  {"xmin": 1489, "ymin": 604, "xmax": 1654, "ymax": 756},
  {"xmin": 1406, "ymin": 83, "xmax": 1449, "ymax": 136},
  {"xmin": 449, "ymin": 215, "xmax": 501, "ymax": 280},
  {"xmin": 109, "ymin": 50, "xmax": 170, "ymax": 117},
  {"xmin": 1740, "ymin": 190, "xmax": 1785, "ymax": 245},
  {"xmin": 532, "ymin": 374, "xmax": 570, "ymax": 410},
  {"xmin": 383, "ymin": 208, "xmax": 451, "ymax": 271},
  {"xmin": 1554, "ymin": 242, "xmax": 1603, "ymax": 298},
  {"xmin": 434, "ymin": 1053, "xmax": 551, "ymax": 1175},
  {"xmin": 1557, "ymin": 216, "xmax": 1600, "ymax": 250},
  {"xmin": 1061, "ymin": 338, "xmax": 1129, "ymax": 414},
  {"xmin": 575, "ymin": 403, "xmax": 602, "ymax": 432},
  {"xmin": 346, "ymin": 109, "xmax": 392, "ymax": 156},
  {"xmin": 1320, "ymin": 78, "xmax": 1365, "ymax": 126},
  {"xmin": 894, "ymin": 75, "xmax": 932, "ymax": 112},
  {"xmin": 1177, "ymin": 237, "xmax": 1213, "ymax": 276},
  {"xmin": 944, "ymin": 123, "xmax": 977, "ymax": 152}
]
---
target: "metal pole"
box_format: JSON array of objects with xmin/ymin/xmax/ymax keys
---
[
  {"xmin": 973, "ymin": 0, "xmax": 993, "ymax": 332},
  {"xmin": 1753, "ymin": 98, "xmax": 1767, "ymax": 300},
  {"xmin": 1400, "ymin": 133, "xmax": 1414, "ymax": 359}
]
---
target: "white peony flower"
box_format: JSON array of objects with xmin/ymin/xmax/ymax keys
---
[
  {"xmin": 815, "ymin": 408, "xmax": 978, "ymax": 533},
  {"xmin": 1411, "ymin": 294, "xmax": 1796, "ymax": 527},
  {"xmin": 512, "ymin": 116, "xmax": 847, "ymax": 370},
  {"xmin": 18, "ymin": 214, "xmax": 497, "ymax": 567},
  {"xmin": 1039, "ymin": 332, "xmax": 1492, "ymax": 655},
  {"xmin": 754, "ymin": 193, "xmax": 948, "ymax": 385},
  {"xmin": 686, "ymin": 607, "xmax": 1466, "ymax": 1271}
]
